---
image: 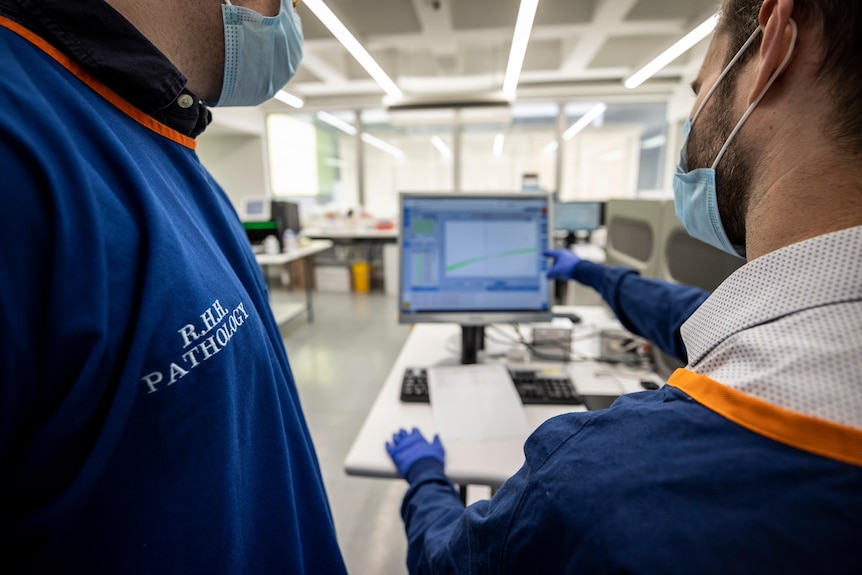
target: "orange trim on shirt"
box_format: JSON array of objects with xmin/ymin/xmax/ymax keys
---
[
  {"xmin": 0, "ymin": 15, "xmax": 196, "ymax": 150},
  {"xmin": 667, "ymin": 369, "xmax": 862, "ymax": 468}
]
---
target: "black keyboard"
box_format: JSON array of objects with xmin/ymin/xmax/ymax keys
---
[{"xmin": 400, "ymin": 367, "xmax": 583, "ymax": 405}]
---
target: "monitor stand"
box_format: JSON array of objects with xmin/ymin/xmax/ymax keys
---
[{"xmin": 460, "ymin": 325, "xmax": 485, "ymax": 365}]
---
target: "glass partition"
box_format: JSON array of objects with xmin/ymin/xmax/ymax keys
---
[
  {"xmin": 267, "ymin": 111, "xmax": 360, "ymax": 223},
  {"xmin": 265, "ymin": 100, "xmax": 669, "ymax": 221}
]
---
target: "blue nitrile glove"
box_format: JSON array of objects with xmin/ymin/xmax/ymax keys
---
[
  {"xmin": 385, "ymin": 428, "xmax": 445, "ymax": 478},
  {"xmin": 543, "ymin": 249, "xmax": 582, "ymax": 280}
]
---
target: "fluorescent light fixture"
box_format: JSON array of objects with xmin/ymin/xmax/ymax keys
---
[
  {"xmin": 493, "ymin": 133, "xmax": 505, "ymax": 156},
  {"xmin": 512, "ymin": 101, "xmax": 559, "ymax": 120},
  {"xmin": 543, "ymin": 140, "xmax": 559, "ymax": 155},
  {"xmin": 624, "ymin": 14, "xmax": 719, "ymax": 89},
  {"xmin": 316, "ymin": 111, "xmax": 357, "ymax": 136},
  {"xmin": 562, "ymin": 103, "xmax": 607, "ymax": 140},
  {"xmin": 316, "ymin": 110, "xmax": 404, "ymax": 160},
  {"xmin": 274, "ymin": 90, "xmax": 304, "ymax": 108},
  {"xmin": 431, "ymin": 136, "xmax": 452, "ymax": 160},
  {"xmin": 502, "ymin": 0, "xmax": 540, "ymax": 99},
  {"xmin": 361, "ymin": 133, "xmax": 405, "ymax": 159},
  {"xmin": 303, "ymin": 0, "xmax": 403, "ymax": 100}
]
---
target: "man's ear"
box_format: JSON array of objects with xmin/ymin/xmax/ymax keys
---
[{"xmin": 749, "ymin": 0, "xmax": 796, "ymax": 104}]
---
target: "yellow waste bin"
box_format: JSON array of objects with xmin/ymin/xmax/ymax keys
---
[{"xmin": 351, "ymin": 261, "xmax": 371, "ymax": 293}]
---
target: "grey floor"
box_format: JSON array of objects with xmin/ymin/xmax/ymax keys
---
[{"xmin": 273, "ymin": 288, "xmax": 413, "ymax": 575}]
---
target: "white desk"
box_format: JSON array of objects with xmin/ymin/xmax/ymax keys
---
[
  {"xmin": 255, "ymin": 239, "xmax": 333, "ymax": 324},
  {"xmin": 344, "ymin": 306, "xmax": 663, "ymax": 489},
  {"xmin": 301, "ymin": 228, "xmax": 398, "ymax": 240}
]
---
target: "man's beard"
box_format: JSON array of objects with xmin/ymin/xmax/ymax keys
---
[{"xmin": 687, "ymin": 81, "xmax": 753, "ymax": 249}]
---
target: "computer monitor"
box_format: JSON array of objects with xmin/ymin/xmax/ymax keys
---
[
  {"xmin": 271, "ymin": 200, "xmax": 301, "ymax": 234},
  {"xmin": 553, "ymin": 201, "xmax": 604, "ymax": 233},
  {"xmin": 241, "ymin": 196, "xmax": 270, "ymax": 221},
  {"xmin": 399, "ymin": 192, "xmax": 552, "ymax": 363}
]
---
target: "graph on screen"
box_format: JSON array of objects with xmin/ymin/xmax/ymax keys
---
[{"xmin": 444, "ymin": 221, "xmax": 537, "ymax": 278}]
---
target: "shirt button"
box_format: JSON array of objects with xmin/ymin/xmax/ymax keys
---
[{"xmin": 177, "ymin": 94, "xmax": 195, "ymax": 109}]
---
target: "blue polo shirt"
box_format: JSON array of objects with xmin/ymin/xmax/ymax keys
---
[{"xmin": 0, "ymin": 4, "xmax": 347, "ymax": 573}]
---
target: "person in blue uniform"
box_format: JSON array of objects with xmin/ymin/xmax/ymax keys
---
[
  {"xmin": 0, "ymin": 1, "xmax": 347, "ymax": 573},
  {"xmin": 386, "ymin": 0, "xmax": 862, "ymax": 573}
]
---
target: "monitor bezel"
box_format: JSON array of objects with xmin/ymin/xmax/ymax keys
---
[{"xmin": 397, "ymin": 191, "xmax": 553, "ymax": 326}]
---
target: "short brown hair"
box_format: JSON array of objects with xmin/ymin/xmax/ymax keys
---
[{"xmin": 718, "ymin": 0, "xmax": 862, "ymax": 152}]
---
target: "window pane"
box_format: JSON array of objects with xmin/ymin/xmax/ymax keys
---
[
  {"xmin": 559, "ymin": 101, "xmax": 667, "ymax": 200},
  {"xmin": 459, "ymin": 103, "xmax": 558, "ymax": 193},
  {"xmin": 266, "ymin": 111, "xmax": 360, "ymax": 221},
  {"xmin": 361, "ymin": 109, "xmax": 454, "ymax": 218}
]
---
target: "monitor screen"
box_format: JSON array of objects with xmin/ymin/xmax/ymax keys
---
[
  {"xmin": 399, "ymin": 192, "xmax": 552, "ymax": 326},
  {"xmin": 242, "ymin": 196, "xmax": 269, "ymax": 221},
  {"xmin": 553, "ymin": 201, "xmax": 604, "ymax": 232},
  {"xmin": 271, "ymin": 200, "xmax": 301, "ymax": 233}
]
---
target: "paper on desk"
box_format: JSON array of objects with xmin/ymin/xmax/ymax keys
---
[{"xmin": 428, "ymin": 364, "xmax": 530, "ymax": 442}]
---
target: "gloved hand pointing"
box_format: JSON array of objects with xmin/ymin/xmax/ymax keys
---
[
  {"xmin": 543, "ymin": 249, "xmax": 582, "ymax": 280},
  {"xmin": 385, "ymin": 428, "xmax": 445, "ymax": 479}
]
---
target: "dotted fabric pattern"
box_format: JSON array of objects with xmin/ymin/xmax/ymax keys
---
[
  {"xmin": 681, "ymin": 226, "xmax": 862, "ymax": 429},
  {"xmin": 220, "ymin": 6, "xmax": 281, "ymax": 105},
  {"xmin": 221, "ymin": 9, "xmax": 242, "ymax": 105}
]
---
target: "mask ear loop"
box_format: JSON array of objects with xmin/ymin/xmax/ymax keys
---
[
  {"xmin": 692, "ymin": 25, "xmax": 764, "ymax": 124},
  {"xmin": 711, "ymin": 18, "xmax": 798, "ymax": 168}
]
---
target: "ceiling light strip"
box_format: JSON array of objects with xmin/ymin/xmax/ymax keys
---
[
  {"xmin": 314, "ymin": 112, "xmax": 404, "ymax": 159},
  {"xmin": 562, "ymin": 103, "xmax": 606, "ymax": 140},
  {"xmin": 431, "ymin": 136, "xmax": 452, "ymax": 159},
  {"xmin": 316, "ymin": 111, "xmax": 357, "ymax": 135},
  {"xmin": 493, "ymin": 134, "xmax": 505, "ymax": 156},
  {"xmin": 624, "ymin": 14, "xmax": 719, "ymax": 89},
  {"xmin": 361, "ymin": 133, "xmax": 405, "ymax": 159},
  {"xmin": 275, "ymin": 90, "xmax": 304, "ymax": 108},
  {"xmin": 303, "ymin": 0, "xmax": 403, "ymax": 99},
  {"xmin": 502, "ymin": 0, "xmax": 540, "ymax": 99}
]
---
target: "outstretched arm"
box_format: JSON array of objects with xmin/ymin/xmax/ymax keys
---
[{"xmin": 544, "ymin": 250, "xmax": 709, "ymax": 363}]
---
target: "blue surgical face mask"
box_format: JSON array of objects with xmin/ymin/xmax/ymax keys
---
[
  {"xmin": 211, "ymin": 0, "xmax": 303, "ymax": 107},
  {"xmin": 673, "ymin": 19, "xmax": 797, "ymax": 258}
]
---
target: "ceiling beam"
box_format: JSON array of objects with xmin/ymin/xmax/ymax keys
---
[{"xmin": 561, "ymin": 0, "xmax": 640, "ymax": 74}]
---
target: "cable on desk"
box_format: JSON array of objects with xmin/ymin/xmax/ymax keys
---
[
  {"xmin": 476, "ymin": 324, "xmax": 655, "ymax": 368},
  {"xmin": 591, "ymin": 370, "xmax": 631, "ymax": 395}
]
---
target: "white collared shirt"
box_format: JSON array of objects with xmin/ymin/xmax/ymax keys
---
[{"xmin": 681, "ymin": 226, "xmax": 862, "ymax": 430}]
